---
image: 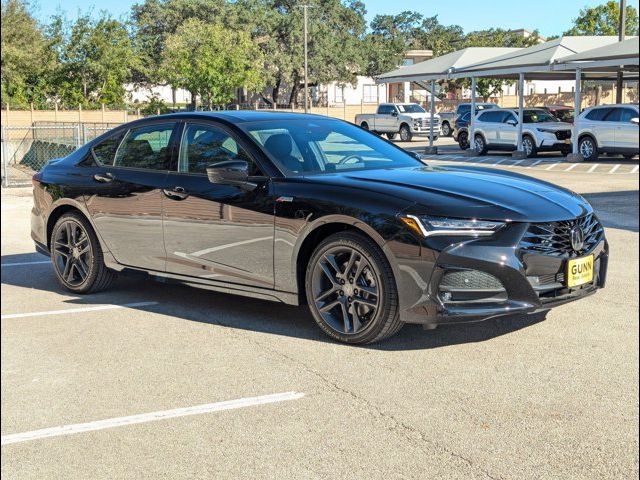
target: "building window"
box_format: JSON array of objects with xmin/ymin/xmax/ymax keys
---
[{"xmin": 363, "ymin": 85, "xmax": 378, "ymax": 103}]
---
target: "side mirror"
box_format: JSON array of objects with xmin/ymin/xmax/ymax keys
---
[
  {"xmin": 506, "ymin": 119, "xmax": 518, "ymax": 126},
  {"xmin": 206, "ymin": 160, "xmax": 256, "ymax": 190},
  {"xmin": 391, "ymin": 111, "xmax": 398, "ymax": 117},
  {"xmin": 631, "ymin": 117, "xmax": 639, "ymax": 125}
]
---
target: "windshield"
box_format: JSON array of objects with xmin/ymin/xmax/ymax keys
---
[
  {"xmin": 241, "ymin": 119, "xmax": 422, "ymax": 175},
  {"xmin": 552, "ymin": 109, "xmax": 574, "ymax": 122},
  {"xmin": 523, "ymin": 110, "xmax": 559, "ymax": 123},
  {"xmin": 397, "ymin": 104, "xmax": 425, "ymax": 113}
]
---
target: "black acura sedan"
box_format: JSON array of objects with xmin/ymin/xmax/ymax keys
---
[{"xmin": 31, "ymin": 111, "xmax": 608, "ymax": 344}]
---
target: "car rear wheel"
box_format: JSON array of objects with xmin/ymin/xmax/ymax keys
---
[
  {"xmin": 51, "ymin": 212, "xmax": 116, "ymax": 293},
  {"xmin": 458, "ymin": 131, "xmax": 469, "ymax": 150},
  {"xmin": 399, "ymin": 125, "xmax": 413, "ymax": 142},
  {"xmin": 360, "ymin": 122, "xmax": 369, "ymax": 130},
  {"xmin": 522, "ymin": 135, "xmax": 538, "ymax": 158},
  {"xmin": 305, "ymin": 232, "xmax": 403, "ymax": 344},
  {"xmin": 474, "ymin": 134, "xmax": 488, "ymax": 155},
  {"xmin": 578, "ymin": 136, "xmax": 598, "ymax": 162},
  {"xmin": 441, "ymin": 122, "xmax": 452, "ymax": 137}
]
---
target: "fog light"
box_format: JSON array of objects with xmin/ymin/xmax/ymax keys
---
[{"xmin": 441, "ymin": 291, "xmax": 452, "ymax": 302}]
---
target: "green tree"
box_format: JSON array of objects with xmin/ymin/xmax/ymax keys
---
[
  {"xmin": 565, "ymin": 1, "xmax": 639, "ymax": 36},
  {"xmin": 161, "ymin": 19, "xmax": 264, "ymax": 107},
  {"xmin": 1, "ymin": 0, "xmax": 55, "ymax": 107},
  {"xmin": 52, "ymin": 13, "xmax": 140, "ymax": 107}
]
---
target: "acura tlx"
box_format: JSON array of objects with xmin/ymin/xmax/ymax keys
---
[{"xmin": 31, "ymin": 111, "xmax": 607, "ymax": 344}]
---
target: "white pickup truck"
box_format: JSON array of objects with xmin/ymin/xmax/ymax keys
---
[{"xmin": 355, "ymin": 103, "xmax": 440, "ymax": 142}]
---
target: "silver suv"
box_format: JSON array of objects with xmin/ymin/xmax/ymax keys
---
[
  {"xmin": 472, "ymin": 108, "xmax": 573, "ymax": 157},
  {"xmin": 575, "ymin": 104, "xmax": 639, "ymax": 161}
]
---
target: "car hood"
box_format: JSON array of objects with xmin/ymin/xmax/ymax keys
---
[
  {"xmin": 402, "ymin": 112, "xmax": 440, "ymax": 119},
  {"xmin": 526, "ymin": 122, "xmax": 572, "ymax": 130},
  {"xmin": 304, "ymin": 165, "xmax": 592, "ymax": 222}
]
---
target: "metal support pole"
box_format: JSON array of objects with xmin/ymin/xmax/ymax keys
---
[
  {"xmin": 567, "ymin": 68, "xmax": 584, "ymax": 162},
  {"xmin": 467, "ymin": 77, "xmax": 477, "ymax": 155},
  {"xmin": 616, "ymin": 0, "xmax": 627, "ymax": 103},
  {"xmin": 513, "ymin": 72, "xmax": 526, "ymax": 158},
  {"xmin": 303, "ymin": 5, "xmax": 308, "ymax": 113},
  {"xmin": 424, "ymin": 80, "xmax": 438, "ymax": 154},
  {"xmin": 1, "ymin": 126, "xmax": 8, "ymax": 187}
]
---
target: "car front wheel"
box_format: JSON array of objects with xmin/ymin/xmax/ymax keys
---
[
  {"xmin": 305, "ymin": 232, "xmax": 403, "ymax": 344},
  {"xmin": 474, "ymin": 134, "xmax": 488, "ymax": 155},
  {"xmin": 51, "ymin": 212, "xmax": 116, "ymax": 293},
  {"xmin": 522, "ymin": 135, "xmax": 538, "ymax": 158},
  {"xmin": 399, "ymin": 125, "xmax": 413, "ymax": 142},
  {"xmin": 578, "ymin": 136, "xmax": 598, "ymax": 161},
  {"xmin": 458, "ymin": 131, "xmax": 469, "ymax": 150}
]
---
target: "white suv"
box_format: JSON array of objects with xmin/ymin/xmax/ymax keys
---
[
  {"xmin": 575, "ymin": 104, "xmax": 639, "ymax": 161},
  {"xmin": 472, "ymin": 108, "xmax": 573, "ymax": 158}
]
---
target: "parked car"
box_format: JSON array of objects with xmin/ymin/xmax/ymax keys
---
[
  {"xmin": 541, "ymin": 105, "xmax": 574, "ymax": 123},
  {"xmin": 575, "ymin": 104, "xmax": 639, "ymax": 161},
  {"xmin": 452, "ymin": 111, "xmax": 471, "ymax": 149},
  {"xmin": 32, "ymin": 111, "xmax": 608, "ymax": 344},
  {"xmin": 355, "ymin": 103, "xmax": 440, "ymax": 142},
  {"xmin": 473, "ymin": 108, "xmax": 573, "ymax": 157},
  {"xmin": 439, "ymin": 102, "xmax": 500, "ymax": 137}
]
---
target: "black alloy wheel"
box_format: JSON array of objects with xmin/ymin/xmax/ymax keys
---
[
  {"xmin": 441, "ymin": 122, "xmax": 452, "ymax": 137},
  {"xmin": 51, "ymin": 213, "xmax": 115, "ymax": 293},
  {"xmin": 458, "ymin": 131, "xmax": 469, "ymax": 150},
  {"xmin": 306, "ymin": 232, "xmax": 402, "ymax": 344}
]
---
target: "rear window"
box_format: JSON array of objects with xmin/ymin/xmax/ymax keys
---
[{"xmin": 478, "ymin": 111, "xmax": 503, "ymax": 123}]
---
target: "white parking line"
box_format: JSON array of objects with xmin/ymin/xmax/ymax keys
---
[
  {"xmin": 1, "ymin": 260, "xmax": 50, "ymax": 267},
  {"xmin": 609, "ymin": 164, "xmax": 621, "ymax": 174},
  {"xmin": 587, "ymin": 163, "xmax": 600, "ymax": 173},
  {"xmin": 1, "ymin": 302, "xmax": 158, "ymax": 320},
  {"xmin": 564, "ymin": 163, "xmax": 580, "ymax": 172},
  {"xmin": 509, "ymin": 160, "xmax": 525, "ymax": 168},
  {"xmin": 631, "ymin": 165, "xmax": 639, "ymax": 174},
  {"xmin": 527, "ymin": 160, "xmax": 543, "ymax": 168},
  {"xmin": 1, "ymin": 391, "xmax": 305, "ymax": 446},
  {"xmin": 545, "ymin": 163, "xmax": 558, "ymax": 170}
]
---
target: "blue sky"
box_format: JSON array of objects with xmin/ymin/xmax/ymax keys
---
[{"xmin": 34, "ymin": 0, "xmax": 639, "ymax": 38}]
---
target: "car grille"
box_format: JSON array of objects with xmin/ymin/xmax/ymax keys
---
[
  {"xmin": 520, "ymin": 213, "xmax": 604, "ymax": 258},
  {"xmin": 416, "ymin": 118, "xmax": 440, "ymax": 130},
  {"xmin": 440, "ymin": 270, "xmax": 504, "ymax": 290},
  {"xmin": 554, "ymin": 130, "xmax": 572, "ymax": 140}
]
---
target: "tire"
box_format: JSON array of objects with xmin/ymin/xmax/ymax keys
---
[
  {"xmin": 399, "ymin": 124, "xmax": 413, "ymax": 142},
  {"xmin": 458, "ymin": 131, "xmax": 469, "ymax": 150},
  {"xmin": 50, "ymin": 212, "xmax": 116, "ymax": 293},
  {"xmin": 474, "ymin": 134, "xmax": 488, "ymax": 155},
  {"xmin": 360, "ymin": 122, "xmax": 369, "ymax": 130},
  {"xmin": 305, "ymin": 231, "xmax": 403, "ymax": 344},
  {"xmin": 522, "ymin": 135, "xmax": 538, "ymax": 158},
  {"xmin": 386, "ymin": 132, "xmax": 397, "ymax": 140},
  {"xmin": 578, "ymin": 136, "xmax": 598, "ymax": 162},
  {"xmin": 623, "ymin": 153, "xmax": 637, "ymax": 160},
  {"xmin": 441, "ymin": 122, "xmax": 452, "ymax": 137}
]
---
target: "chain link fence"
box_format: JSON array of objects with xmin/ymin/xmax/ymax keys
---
[{"xmin": 1, "ymin": 124, "xmax": 113, "ymax": 187}]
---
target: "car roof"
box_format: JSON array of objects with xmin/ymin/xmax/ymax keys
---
[{"xmin": 124, "ymin": 110, "xmax": 334, "ymax": 126}]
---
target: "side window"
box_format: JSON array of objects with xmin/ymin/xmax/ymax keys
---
[
  {"xmin": 617, "ymin": 108, "xmax": 637, "ymax": 123},
  {"xmin": 378, "ymin": 105, "xmax": 394, "ymax": 115},
  {"xmin": 249, "ymin": 128, "xmax": 305, "ymax": 173},
  {"xmin": 478, "ymin": 111, "xmax": 501, "ymax": 123},
  {"xmin": 179, "ymin": 123, "xmax": 259, "ymax": 175},
  {"xmin": 585, "ymin": 108, "xmax": 612, "ymax": 121},
  {"xmin": 114, "ymin": 123, "xmax": 176, "ymax": 170},
  {"xmin": 91, "ymin": 131, "xmax": 125, "ymax": 166},
  {"xmin": 500, "ymin": 112, "xmax": 516, "ymax": 123}
]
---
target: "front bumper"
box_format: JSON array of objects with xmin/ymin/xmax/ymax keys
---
[{"xmin": 395, "ymin": 222, "xmax": 608, "ymax": 325}]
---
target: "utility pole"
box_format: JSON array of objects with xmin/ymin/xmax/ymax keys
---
[
  {"xmin": 298, "ymin": 5, "xmax": 313, "ymax": 113},
  {"xmin": 616, "ymin": 0, "xmax": 626, "ymax": 103}
]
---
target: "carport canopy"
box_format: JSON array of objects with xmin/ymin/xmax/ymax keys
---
[
  {"xmin": 552, "ymin": 37, "xmax": 639, "ymax": 71},
  {"xmin": 446, "ymin": 36, "xmax": 633, "ymax": 159}
]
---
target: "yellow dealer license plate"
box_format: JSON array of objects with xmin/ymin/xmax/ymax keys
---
[{"xmin": 567, "ymin": 255, "xmax": 594, "ymax": 288}]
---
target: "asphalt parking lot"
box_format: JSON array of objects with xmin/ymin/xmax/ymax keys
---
[{"xmin": 1, "ymin": 158, "xmax": 638, "ymax": 479}]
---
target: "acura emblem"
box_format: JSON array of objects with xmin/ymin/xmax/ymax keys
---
[{"xmin": 570, "ymin": 226, "xmax": 585, "ymax": 252}]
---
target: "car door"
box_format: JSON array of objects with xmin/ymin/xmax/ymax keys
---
[
  {"xmin": 377, "ymin": 105, "xmax": 398, "ymax": 131},
  {"xmin": 83, "ymin": 121, "xmax": 179, "ymax": 271},
  {"xmin": 587, "ymin": 107, "xmax": 615, "ymax": 148},
  {"xmin": 610, "ymin": 107, "xmax": 639, "ymax": 151},
  {"xmin": 477, "ymin": 111, "xmax": 500, "ymax": 145},
  {"xmin": 162, "ymin": 121, "xmax": 275, "ymax": 289},
  {"xmin": 497, "ymin": 111, "xmax": 518, "ymax": 146}
]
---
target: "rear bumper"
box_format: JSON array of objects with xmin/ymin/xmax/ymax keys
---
[{"xmin": 395, "ymin": 222, "xmax": 608, "ymax": 325}]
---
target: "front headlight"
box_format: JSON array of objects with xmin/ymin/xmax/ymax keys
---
[{"xmin": 400, "ymin": 215, "xmax": 505, "ymax": 237}]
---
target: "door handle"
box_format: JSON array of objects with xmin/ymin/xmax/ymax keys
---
[
  {"xmin": 93, "ymin": 172, "xmax": 114, "ymax": 183},
  {"xmin": 163, "ymin": 186, "xmax": 189, "ymax": 200}
]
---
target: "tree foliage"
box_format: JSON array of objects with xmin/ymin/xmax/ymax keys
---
[
  {"xmin": 565, "ymin": 1, "xmax": 639, "ymax": 36},
  {"xmin": 161, "ymin": 19, "xmax": 264, "ymax": 106}
]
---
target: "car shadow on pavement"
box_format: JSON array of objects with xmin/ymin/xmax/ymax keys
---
[
  {"xmin": 581, "ymin": 190, "xmax": 639, "ymax": 233},
  {"xmin": 2, "ymin": 253, "xmax": 548, "ymax": 351}
]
